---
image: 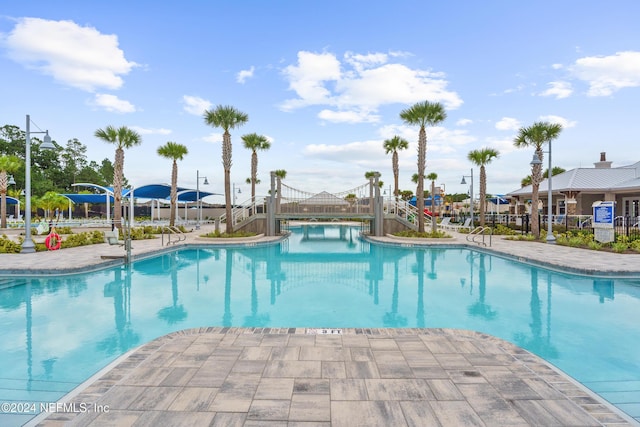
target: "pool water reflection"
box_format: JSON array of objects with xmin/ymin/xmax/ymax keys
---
[{"xmin": 1, "ymin": 224, "xmax": 640, "ymax": 425}]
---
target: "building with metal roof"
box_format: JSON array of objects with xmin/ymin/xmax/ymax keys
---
[{"xmin": 507, "ymin": 152, "xmax": 640, "ymax": 219}]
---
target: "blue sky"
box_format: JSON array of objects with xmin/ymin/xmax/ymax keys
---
[{"xmin": 2, "ymin": 1, "xmax": 640, "ymax": 202}]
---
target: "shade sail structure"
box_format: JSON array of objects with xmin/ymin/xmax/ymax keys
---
[
  {"xmin": 68, "ymin": 183, "xmax": 218, "ymax": 203},
  {"xmin": 61, "ymin": 194, "xmax": 114, "ymax": 204},
  {"xmin": 5, "ymin": 196, "xmax": 19, "ymax": 205}
]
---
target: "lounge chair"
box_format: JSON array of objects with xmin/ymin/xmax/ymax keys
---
[
  {"xmin": 104, "ymin": 230, "xmax": 125, "ymax": 246},
  {"xmin": 439, "ymin": 217, "xmax": 472, "ymax": 231}
]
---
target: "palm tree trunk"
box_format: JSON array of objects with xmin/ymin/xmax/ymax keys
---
[
  {"xmin": 416, "ymin": 127, "xmax": 427, "ymax": 231},
  {"xmin": 113, "ymin": 148, "xmax": 124, "ymax": 229},
  {"xmin": 479, "ymin": 165, "xmax": 486, "ymax": 226},
  {"xmin": 222, "ymin": 132, "xmax": 233, "ymax": 233},
  {"xmin": 530, "ymin": 148, "xmax": 544, "ymax": 237},
  {"xmin": 170, "ymin": 160, "xmax": 177, "ymax": 226},
  {"xmin": 0, "ymin": 172, "xmax": 7, "ymax": 228},
  {"xmin": 392, "ymin": 151, "xmax": 399, "ymax": 200},
  {"xmin": 251, "ymin": 151, "xmax": 257, "ymax": 201}
]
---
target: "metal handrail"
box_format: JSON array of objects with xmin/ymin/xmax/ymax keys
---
[
  {"xmin": 466, "ymin": 226, "xmax": 492, "ymax": 247},
  {"xmin": 161, "ymin": 226, "xmax": 187, "ymax": 246}
]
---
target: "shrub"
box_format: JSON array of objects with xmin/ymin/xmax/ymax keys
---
[
  {"xmin": 490, "ymin": 224, "xmax": 517, "ymax": 235},
  {"xmin": 202, "ymin": 230, "xmax": 257, "ymax": 238},
  {"xmin": 392, "ymin": 230, "xmax": 451, "ymax": 238},
  {"xmin": 0, "ymin": 235, "xmax": 22, "ymax": 253},
  {"xmin": 611, "ymin": 242, "xmax": 629, "ymax": 253}
]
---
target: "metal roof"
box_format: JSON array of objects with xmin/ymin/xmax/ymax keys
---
[{"xmin": 508, "ymin": 161, "xmax": 640, "ymax": 196}]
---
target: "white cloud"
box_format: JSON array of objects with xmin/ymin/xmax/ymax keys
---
[
  {"xmin": 539, "ymin": 81, "xmax": 573, "ymax": 99},
  {"xmin": 539, "ymin": 115, "xmax": 577, "ymax": 128},
  {"xmin": 2, "ymin": 17, "xmax": 137, "ymax": 91},
  {"xmin": 571, "ymin": 51, "xmax": 640, "ymax": 96},
  {"xmin": 495, "ymin": 117, "xmax": 521, "ymax": 131},
  {"xmin": 131, "ymin": 126, "xmax": 172, "ymax": 135},
  {"xmin": 304, "ymin": 140, "xmax": 385, "ymax": 167},
  {"xmin": 318, "ymin": 109, "xmax": 380, "ymax": 124},
  {"xmin": 202, "ymin": 132, "xmax": 223, "ymax": 144},
  {"xmin": 182, "ymin": 95, "xmax": 212, "ymax": 116},
  {"xmin": 236, "ymin": 66, "xmax": 255, "ymax": 84},
  {"xmin": 483, "ymin": 137, "xmax": 519, "ymax": 155},
  {"xmin": 280, "ymin": 50, "xmax": 462, "ymax": 123},
  {"xmin": 456, "ymin": 118, "xmax": 473, "ymax": 126},
  {"xmin": 91, "ymin": 94, "xmax": 136, "ymax": 113}
]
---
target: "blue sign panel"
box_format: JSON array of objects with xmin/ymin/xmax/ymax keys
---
[{"xmin": 593, "ymin": 202, "xmax": 614, "ymax": 225}]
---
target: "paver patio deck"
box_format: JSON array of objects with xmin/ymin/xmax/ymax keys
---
[{"xmin": 1, "ymin": 223, "xmax": 638, "ymax": 426}]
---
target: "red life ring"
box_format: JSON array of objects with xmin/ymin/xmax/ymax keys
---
[{"xmin": 45, "ymin": 232, "xmax": 62, "ymax": 250}]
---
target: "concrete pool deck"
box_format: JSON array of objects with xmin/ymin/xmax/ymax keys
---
[{"xmin": 2, "ymin": 223, "xmax": 638, "ymax": 426}]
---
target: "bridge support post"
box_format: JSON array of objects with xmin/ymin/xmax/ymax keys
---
[
  {"xmin": 374, "ymin": 172, "xmax": 384, "ymax": 236},
  {"xmin": 267, "ymin": 171, "xmax": 276, "ymax": 236}
]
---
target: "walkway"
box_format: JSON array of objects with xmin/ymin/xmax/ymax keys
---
[
  {"xmin": 1, "ymin": 223, "xmax": 637, "ymax": 426},
  {"xmin": 31, "ymin": 328, "xmax": 631, "ymax": 427}
]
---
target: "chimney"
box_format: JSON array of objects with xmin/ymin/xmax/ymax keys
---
[{"xmin": 594, "ymin": 152, "xmax": 612, "ymax": 169}]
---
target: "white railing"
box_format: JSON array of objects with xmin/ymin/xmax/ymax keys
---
[
  {"xmin": 384, "ymin": 199, "xmax": 433, "ymax": 230},
  {"xmin": 219, "ymin": 196, "xmax": 266, "ymax": 227}
]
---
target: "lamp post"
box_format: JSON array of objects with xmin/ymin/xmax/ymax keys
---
[
  {"xmin": 461, "ymin": 169, "xmax": 474, "ymax": 227},
  {"xmin": 195, "ymin": 170, "xmax": 209, "ymax": 230},
  {"xmin": 439, "ymin": 183, "xmax": 446, "ymax": 216},
  {"xmin": 530, "ymin": 143, "xmax": 555, "ymax": 244},
  {"xmin": 22, "ymin": 115, "xmax": 55, "ymax": 253}
]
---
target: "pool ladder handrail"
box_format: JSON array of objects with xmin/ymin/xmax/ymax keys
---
[
  {"xmin": 466, "ymin": 226, "xmax": 492, "ymax": 247},
  {"xmin": 162, "ymin": 226, "xmax": 187, "ymax": 246}
]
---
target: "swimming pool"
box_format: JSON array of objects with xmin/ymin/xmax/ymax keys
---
[{"xmin": 1, "ymin": 224, "xmax": 640, "ymax": 425}]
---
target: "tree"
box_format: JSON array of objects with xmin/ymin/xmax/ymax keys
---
[
  {"xmin": 543, "ymin": 166, "xmax": 566, "ymax": 178},
  {"xmin": 241, "ymin": 133, "xmax": 270, "ymax": 201},
  {"xmin": 383, "ymin": 136, "xmax": 409, "ymax": 201},
  {"xmin": 467, "ymin": 148, "xmax": 500, "ymax": 226},
  {"xmin": 400, "ymin": 101, "xmax": 447, "ymax": 231},
  {"xmin": 274, "ymin": 169, "xmax": 287, "ymax": 213},
  {"xmin": 157, "ymin": 142, "xmax": 188, "ymax": 226},
  {"xmin": 61, "ymin": 138, "xmax": 88, "ymax": 190},
  {"xmin": 203, "ymin": 105, "xmax": 249, "ymax": 233},
  {"xmin": 0, "ymin": 155, "xmax": 21, "ymax": 228},
  {"xmin": 94, "ymin": 126, "xmax": 142, "ymax": 229},
  {"xmin": 514, "ymin": 122, "xmax": 562, "ymax": 238},
  {"xmin": 426, "ymin": 172, "xmax": 438, "ymax": 232}
]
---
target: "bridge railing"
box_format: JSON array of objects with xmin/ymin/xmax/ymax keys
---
[
  {"xmin": 219, "ymin": 196, "xmax": 267, "ymax": 227},
  {"xmin": 384, "ymin": 199, "xmax": 433, "ymax": 229}
]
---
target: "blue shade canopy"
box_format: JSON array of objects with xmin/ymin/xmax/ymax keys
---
[
  {"xmin": 60, "ymin": 194, "xmax": 114, "ymax": 204},
  {"xmin": 488, "ymin": 195, "xmax": 510, "ymax": 205},
  {"xmin": 67, "ymin": 183, "xmax": 219, "ymax": 203},
  {"xmin": 6, "ymin": 196, "xmax": 19, "ymax": 205}
]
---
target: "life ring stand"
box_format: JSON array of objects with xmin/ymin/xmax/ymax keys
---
[{"xmin": 45, "ymin": 229, "xmax": 62, "ymax": 251}]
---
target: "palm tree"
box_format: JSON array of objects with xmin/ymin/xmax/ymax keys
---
[
  {"xmin": 400, "ymin": 101, "xmax": 447, "ymax": 231},
  {"xmin": 426, "ymin": 172, "xmax": 438, "ymax": 232},
  {"xmin": 383, "ymin": 136, "xmax": 409, "ymax": 201},
  {"xmin": 0, "ymin": 155, "xmax": 21, "ymax": 229},
  {"xmin": 274, "ymin": 169, "xmax": 287, "ymax": 213},
  {"xmin": 467, "ymin": 148, "xmax": 500, "ymax": 226},
  {"xmin": 203, "ymin": 105, "xmax": 249, "ymax": 233},
  {"xmin": 157, "ymin": 142, "xmax": 188, "ymax": 227},
  {"xmin": 241, "ymin": 133, "xmax": 271, "ymax": 201},
  {"xmin": 94, "ymin": 126, "xmax": 142, "ymax": 229},
  {"xmin": 513, "ymin": 122, "xmax": 562, "ymax": 237}
]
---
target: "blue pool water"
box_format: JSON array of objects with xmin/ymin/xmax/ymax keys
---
[{"xmin": 1, "ymin": 224, "xmax": 640, "ymax": 425}]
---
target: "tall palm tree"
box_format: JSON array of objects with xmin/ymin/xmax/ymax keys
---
[
  {"xmin": 467, "ymin": 148, "xmax": 500, "ymax": 226},
  {"xmin": 0, "ymin": 155, "xmax": 21, "ymax": 229},
  {"xmin": 400, "ymin": 101, "xmax": 447, "ymax": 231},
  {"xmin": 203, "ymin": 105, "xmax": 249, "ymax": 233},
  {"xmin": 241, "ymin": 133, "xmax": 271, "ymax": 201},
  {"xmin": 94, "ymin": 126, "xmax": 142, "ymax": 229},
  {"xmin": 383, "ymin": 136, "xmax": 409, "ymax": 201},
  {"xmin": 274, "ymin": 169, "xmax": 287, "ymax": 213},
  {"xmin": 426, "ymin": 172, "xmax": 438, "ymax": 232},
  {"xmin": 513, "ymin": 122, "xmax": 562, "ymax": 237},
  {"xmin": 157, "ymin": 142, "xmax": 188, "ymax": 227}
]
